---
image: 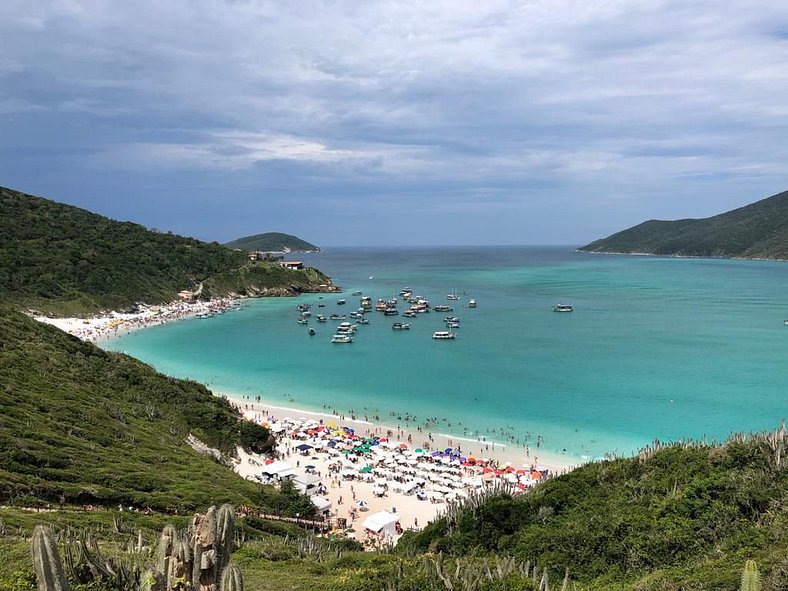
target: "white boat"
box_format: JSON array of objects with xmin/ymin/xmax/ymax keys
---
[
  {"xmin": 392, "ymin": 322, "xmax": 411, "ymax": 330},
  {"xmin": 444, "ymin": 316, "xmax": 460, "ymax": 323},
  {"xmin": 553, "ymin": 304, "xmax": 573, "ymax": 312},
  {"xmin": 297, "ymin": 318, "xmax": 308, "ymax": 325},
  {"xmin": 337, "ymin": 322, "xmax": 358, "ymax": 333},
  {"xmin": 352, "ymin": 290, "xmax": 363, "ymax": 296},
  {"xmin": 445, "ymin": 321, "xmax": 460, "ymax": 328},
  {"xmin": 434, "ymin": 304, "xmax": 453, "ymax": 312},
  {"xmin": 316, "ymin": 314, "xmax": 327, "ymax": 322},
  {"xmin": 432, "ymin": 331, "xmax": 455, "ymax": 339},
  {"xmin": 402, "ymin": 310, "xmax": 417, "ymax": 318},
  {"xmin": 337, "ymin": 299, "xmax": 346, "ymax": 305},
  {"xmin": 446, "ymin": 291, "xmax": 460, "ymax": 301},
  {"xmin": 357, "ymin": 317, "xmax": 370, "ymax": 324},
  {"xmin": 468, "ymin": 299, "xmax": 477, "ymax": 308},
  {"xmin": 331, "ymin": 334, "xmax": 353, "ymax": 343}
]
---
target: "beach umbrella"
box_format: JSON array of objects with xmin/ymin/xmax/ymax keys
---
[
  {"xmin": 414, "ymin": 448, "xmax": 423, "ymax": 454},
  {"xmin": 355, "ymin": 499, "xmax": 369, "ymax": 511},
  {"xmin": 361, "ymin": 466, "xmax": 372, "ymax": 473}
]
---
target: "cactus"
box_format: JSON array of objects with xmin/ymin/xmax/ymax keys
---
[
  {"xmin": 740, "ymin": 560, "xmax": 761, "ymax": 591},
  {"xmin": 214, "ymin": 504, "xmax": 235, "ymax": 585},
  {"xmin": 31, "ymin": 525, "xmax": 70, "ymax": 591},
  {"xmin": 220, "ymin": 563, "xmax": 244, "ymax": 591}
]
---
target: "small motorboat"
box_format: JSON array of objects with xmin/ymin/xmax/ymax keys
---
[
  {"xmin": 553, "ymin": 304, "xmax": 573, "ymax": 312},
  {"xmin": 392, "ymin": 322, "xmax": 411, "ymax": 330}
]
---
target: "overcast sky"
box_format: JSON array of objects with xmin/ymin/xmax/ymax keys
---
[{"xmin": 2, "ymin": 1, "xmax": 788, "ymax": 246}]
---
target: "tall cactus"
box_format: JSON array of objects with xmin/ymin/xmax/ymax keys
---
[
  {"xmin": 220, "ymin": 563, "xmax": 244, "ymax": 591},
  {"xmin": 31, "ymin": 525, "xmax": 70, "ymax": 591},
  {"xmin": 740, "ymin": 560, "xmax": 761, "ymax": 591},
  {"xmin": 158, "ymin": 524, "xmax": 177, "ymax": 590},
  {"xmin": 214, "ymin": 504, "xmax": 235, "ymax": 585}
]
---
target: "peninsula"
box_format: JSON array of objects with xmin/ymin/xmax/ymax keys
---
[{"xmin": 578, "ymin": 189, "xmax": 788, "ymax": 260}]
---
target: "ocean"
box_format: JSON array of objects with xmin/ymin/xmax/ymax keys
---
[{"xmin": 102, "ymin": 246, "xmax": 788, "ymax": 463}]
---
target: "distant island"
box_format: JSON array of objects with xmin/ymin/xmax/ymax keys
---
[
  {"xmin": 225, "ymin": 231, "xmax": 320, "ymax": 253},
  {"xmin": 0, "ymin": 186, "xmax": 334, "ymax": 315},
  {"xmin": 578, "ymin": 189, "xmax": 788, "ymax": 260}
]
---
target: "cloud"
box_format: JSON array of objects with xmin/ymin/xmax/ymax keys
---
[{"xmin": 1, "ymin": 0, "xmax": 788, "ymax": 244}]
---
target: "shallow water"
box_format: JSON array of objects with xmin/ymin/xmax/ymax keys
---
[{"xmin": 103, "ymin": 246, "xmax": 788, "ymax": 461}]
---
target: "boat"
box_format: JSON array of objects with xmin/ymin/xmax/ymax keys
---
[
  {"xmin": 434, "ymin": 304, "xmax": 453, "ymax": 312},
  {"xmin": 432, "ymin": 331, "xmax": 455, "ymax": 339},
  {"xmin": 553, "ymin": 304, "xmax": 573, "ymax": 312},
  {"xmin": 375, "ymin": 299, "xmax": 387, "ymax": 312},
  {"xmin": 357, "ymin": 317, "xmax": 370, "ymax": 324},
  {"xmin": 331, "ymin": 334, "xmax": 353, "ymax": 343},
  {"xmin": 383, "ymin": 308, "xmax": 399, "ymax": 316},
  {"xmin": 308, "ymin": 327, "xmax": 316, "ymax": 336},
  {"xmin": 337, "ymin": 299, "xmax": 346, "ymax": 305},
  {"xmin": 785, "ymin": 319, "xmax": 788, "ymax": 326},
  {"xmin": 446, "ymin": 291, "xmax": 460, "ymax": 301},
  {"xmin": 337, "ymin": 322, "xmax": 358, "ymax": 333},
  {"xmin": 196, "ymin": 313, "xmax": 213, "ymax": 319},
  {"xmin": 444, "ymin": 316, "xmax": 460, "ymax": 323},
  {"xmin": 297, "ymin": 318, "xmax": 308, "ymax": 325},
  {"xmin": 468, "ymin": 299, "xmax": 477, "ymax": 308},
  {"xmin": 392, "ymin": 322, "xmax": 411, "ymax": 330},
  {"xmin": 402, "ymin": 310, "xmax": 417, "ymax": 318},
  {"xmin": 329, "ymin": 313, "xmax": 347, "ymax": 320},
  {"xmin": 316, "ymin": 314, "xmax": 327, "ymax": 322},
  {"xmin": 352, "ymin": 290, "xmax": 363, "ymax": 296},
  {"xmin": 445, "ymin": 321, "xmax": 460, "ymax": 328},
  {"xmin": 297, "ymin": 303, "xmax": 311, "ymax": 312}
]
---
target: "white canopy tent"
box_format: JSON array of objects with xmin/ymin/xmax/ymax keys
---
[{"xmin": 362, "ymin": 511, "xmax": 399, "ymax": 537}]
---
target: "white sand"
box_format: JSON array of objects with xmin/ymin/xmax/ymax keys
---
[{"xmin": 229, "ymin": 397, "xmax": 583, "ymax": 546}]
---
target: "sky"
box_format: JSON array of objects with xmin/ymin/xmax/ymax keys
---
[{"xmin": 2, "ymin": 1, "xmax": 788, "ymax": 247}]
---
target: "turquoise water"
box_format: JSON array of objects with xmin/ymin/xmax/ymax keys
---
[{"xmin": 103, "ymin": 247, "xmax": 788, "ymax": 461}]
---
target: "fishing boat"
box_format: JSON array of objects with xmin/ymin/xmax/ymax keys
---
[
  {"xmin": 402, "ymin": 310, "xmax": 417, "ymax": 318},
  {"xmin": 432, "ymin": 331, "xmax": 455, "ymax": 339},
  {"xmin": 553, "ymin": 304, "xmax": 573, "ymax": 312},
  {"xmin": 392, "ymin": 322, "xmax": 411, "ymax": 330},
  {"xmin": 331, "ymin": 334, "xmax": 353, "ymax": 343}
]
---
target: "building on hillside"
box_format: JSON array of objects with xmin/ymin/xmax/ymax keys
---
[
  {"xmin": 178, "ymin": 290, "xmax": 195, "ymax": 302},
  {"xmin": 281, "ymin": 261, "xmax": 304, "ymax": 270}
]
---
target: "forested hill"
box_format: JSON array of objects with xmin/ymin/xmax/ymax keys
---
[
  {"xmin": 225, "ymin": 231, "xmax": 320, "ymax": 253},
  {"xmin": 0, "ymin": 306, "xmax": 313, "ymax": 515},
  {"xmin": 578, "ymin": 189, "xmax": 788, "ymax": 259},
  {"xmin": 0, "ymin": 186, "xmax": 332, "ymax": 314}
]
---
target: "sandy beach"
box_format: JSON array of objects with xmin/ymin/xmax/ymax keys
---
[
  {"xmin": 229, "ymin": 395, "xmax": 582, "ymax": 546},
  {"xmin": 34, "ymin": 296, "xmax": 247, "ymax": 342}
]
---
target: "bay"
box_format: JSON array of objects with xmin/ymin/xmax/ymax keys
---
[{"xmin": 103, "ymin": 246, "xmax": 788, "ymax": 462}]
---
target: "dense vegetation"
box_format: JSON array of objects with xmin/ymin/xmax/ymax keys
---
[
  {"xmin": 0, "ymin": 186, "xmax": 331, "ymax": 314},
  {"xmin": 401, "ymin": 431, "xmax": 788, "ymax": 590},
  {"xmin": 224, "ymin": 232, "xmax": 320, "ymax": 253},
  {"xmin": 579, "ymin": 189, "xmax": 788, "ymax": 259},
  {"xmin": 0, "ymin": 306, "xmax": 313, "ymax": 515}
]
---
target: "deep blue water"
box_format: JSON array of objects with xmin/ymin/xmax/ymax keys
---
[{"xmin": 103, "ymin": 246, "xmax": 788, "ymax": 462}]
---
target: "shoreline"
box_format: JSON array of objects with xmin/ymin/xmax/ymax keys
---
[
  {"xmin": 33, "ymin": 295, "xmax": 250, "ymax": 343},
  {"xmin": 222, "ymin": 392, "xmax": 582, "ymax": 475},
  {"xmin": 228, "ymin": 394, "xmax": 584, "ymax": 543}
]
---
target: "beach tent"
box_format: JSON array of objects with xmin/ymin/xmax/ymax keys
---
[
  {"xmin": 311, "ymin": 496, "xmax": 332, "ymax": 516},
  {"xmin": 362, "ymin": 511, "xmax": 399, "ymax": 538},
  {"xmin": 261, "ymin": 460, "xmax": 293, "ymax": 476}
]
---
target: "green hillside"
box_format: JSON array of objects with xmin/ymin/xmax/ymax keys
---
[
  {"xmin": 0, "ymin": 305, "xmax": 312, "ymax": 516},
  {"xmin": 402, "ymin": 431, "xmax": 788, "ymax": 590},
  {"xmin": 225, "ymin": 232, "xmax": 320, "ymax": 253},
  {"xmin": 0, "ymin": 187, "xmax": 332, "ymax": 314},
  {"xmin": 579, "ymin": 189, "xmax": 788, "ymax": 259}
]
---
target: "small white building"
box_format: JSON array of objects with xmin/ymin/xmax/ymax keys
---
[
  {"xmin": 362, "ymin": 511, "xmax": 399, "ymax": 538},
  {"xmin": 310, "ymin": 496, "xmax": 332, "ymax": 516}
]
